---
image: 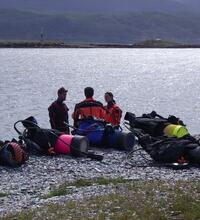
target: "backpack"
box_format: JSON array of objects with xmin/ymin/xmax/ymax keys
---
[{"xmin": 0, "ymin": 142, "xmax": 28, "ymax": 167}]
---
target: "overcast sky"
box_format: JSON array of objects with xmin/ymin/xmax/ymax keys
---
[{"xmin": 0, "ymin": 0, "xmax": 199, "ymax": 14}]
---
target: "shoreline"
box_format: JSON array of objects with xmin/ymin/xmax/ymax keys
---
[
  {"xmin": 1, "ymin": 42, "xmax": 200, "ymax": 49},
  {"xmin": 1, "ymin": 146, "xmax": 200, "ymax": 218}
]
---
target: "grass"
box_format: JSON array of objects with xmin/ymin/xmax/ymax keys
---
[
  {"xmin": 3, "ymin": 180, "xmax": 200, "ymax": 220},
  {"xmin": 41, "ymin": 177, "xmax": 128, "ymax": 199},
  {"xmin": 71, "ymin": 177, "xmax": 128, "ymax": 187},
  {"xmin": 0, "ymin": 192, "xmax": 9, "ymax": 198},
  {"xmin": 41, "ymin": 184, "xmax": 70, "ymax": 199}
]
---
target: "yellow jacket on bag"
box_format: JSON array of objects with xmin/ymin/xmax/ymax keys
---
[{"xmin": 163, "ymin": 124, "xmax": 189, "ymax": 138}]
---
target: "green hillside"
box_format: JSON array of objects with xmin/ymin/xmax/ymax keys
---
[{"xmin": 0, "ymin": 10, "xmax": 200, "ymax": 43}]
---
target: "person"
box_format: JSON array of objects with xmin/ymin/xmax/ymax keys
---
[
  {"xmin": 104, "ymin": 92, "xmax": 122, "ymax": 126},
  {"xmin": 48, "ymin": 87, "xmax": 69, "ymax": 133},
  {"xmin": 72, "ymin": 87, "xmax": 106, "ymax": 127}
]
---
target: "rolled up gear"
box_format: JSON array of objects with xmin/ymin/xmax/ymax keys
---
[{"xmin": 0, "ymin": 142, "xmax": 28, "ymax": 167}]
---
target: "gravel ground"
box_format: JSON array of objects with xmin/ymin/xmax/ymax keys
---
[{"xmin": 0, "ymin": 146, "xmax": 200, "ymax": 217}]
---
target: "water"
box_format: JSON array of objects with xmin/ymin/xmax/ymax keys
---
[{"xmin": 0, "ymin": 48, "xmax": 200, "ymax": 139}]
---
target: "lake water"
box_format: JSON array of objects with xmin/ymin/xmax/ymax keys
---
[{"xmin": 0, "ymin": 48, "xmax": 200, "ymax": 139}]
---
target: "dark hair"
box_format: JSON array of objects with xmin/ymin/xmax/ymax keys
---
[
  {"xmin": 105, "ymin": 92, "xmax": 116, "ymax": 104},
  {"xmin": 57, "ymin": 87, "xmax": 68, "ymax": 95},
  {"xmin": 84, "ymin": 87, "xmax": 94, "ymax": 98},
  {"xmin": 105, "ymin": 92, "xmax": 113, "ymax": 99}
]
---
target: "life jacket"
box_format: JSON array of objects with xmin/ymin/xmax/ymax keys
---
[
  {"xmin": 0, "ymin": 142, "xmax": 28, "ymax": 167},
  {"xmin": 73, "ymin": 98, "xmax": 106, "ymax": 126},
  {"xmin": 163, "ymin": 124, "xmax": 189, "ymax": 138},
  {"xmin": 104, "ymin": 103, "xmax": 122, "ymax": 126}
]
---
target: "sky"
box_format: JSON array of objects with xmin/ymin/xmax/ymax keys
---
[{"xmin": 0, "ymin": 0, "xmax": 199, "ymax": 14}]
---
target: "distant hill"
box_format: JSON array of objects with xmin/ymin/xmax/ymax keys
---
[
  {"xmin": 0, "ymin": 10, "xmax": 200, "ymax": 43},
  {"xmin": 1, "ymin": 0, "xmax": 200, "ymax": 43}
]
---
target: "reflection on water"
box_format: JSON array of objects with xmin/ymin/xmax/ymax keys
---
[{"xmin": 0, "ymin": 48, "xmax": 200, "ymax": 139}]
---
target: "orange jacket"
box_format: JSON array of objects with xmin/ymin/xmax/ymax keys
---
[
  {"xmin": 72, "ymin": 98, "xmax": 106, "ymax": 125},
  {"xmin": 104, "ymin": 103, "xmax": 122, "ymax": 126}
]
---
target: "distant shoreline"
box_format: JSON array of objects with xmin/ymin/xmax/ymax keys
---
[{"xmin": 1, "ymin": 40, "xmax": 200, "ymax": 48}]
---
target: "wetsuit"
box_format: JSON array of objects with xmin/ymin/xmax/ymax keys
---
[{"xmin": 48, "ymin": 99, "xmax": 69, "ymax": 133}]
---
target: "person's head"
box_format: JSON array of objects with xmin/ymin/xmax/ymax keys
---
[
  {"xmin": 104, "ymin": 92, "xmax": 114, "ymax": 103},
  {"xmin": 84, "ymin": 87, "xmax": 94, "ymax": 98},
  {"xmin": 57, "ymin": 87, "xmax": 68, "ymax": 101}
]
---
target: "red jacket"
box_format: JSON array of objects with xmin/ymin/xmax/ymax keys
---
[
  {"xmin": 72, "ymin": 98, "xmax": 106, "ymax": 126},
  {"xmin": 104, "ymin": 102, "xmax": 122, "ymax": 126}
]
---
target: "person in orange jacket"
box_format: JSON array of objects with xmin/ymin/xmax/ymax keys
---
[
  {"xmin": 104, "ymin": 92, "xmax": 122, "ymax": 126},
  {"xmin": 72, "ymin": 87, "xmax": 106, "ymax": 127}
]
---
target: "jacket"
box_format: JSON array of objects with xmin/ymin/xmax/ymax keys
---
[
  {"xmin": 72, "ymin": 98, "xmax": 106, "ymax": 126},
  {"xmin": 104, "ymin": 101, "xmax": 122, "ymax": 126}
]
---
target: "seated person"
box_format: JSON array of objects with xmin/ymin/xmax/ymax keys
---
[
  {"xmin": 104, "ymin": 92, "xmax": 122, "ymax": 126},
  {"xmin": 72, "ymin": 87, "xmax": 106, "ymax": 127}
]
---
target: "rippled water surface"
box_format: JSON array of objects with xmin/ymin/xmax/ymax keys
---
[{"xmin": 0, "ymin": 48, "xmax": 200, "ymax": 139}]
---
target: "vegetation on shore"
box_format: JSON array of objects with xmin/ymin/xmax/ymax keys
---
[
  {"xmin": 0, "ymin": 40, "xmax": 91, "ymax": 48},
  {"xmin": 41, "ymin": 177, "xmax": 128, "ymax": 199},
  {"xmin": 2, "ymin": 179, "xmax": 200, "ymax": 220},
  {"xmin": 0, "ymin": 39, "xmax": 200, "ymax": 48},
  {"xmin": 0, "ymin": 192, "xmax": 8, "ymax": 198}
]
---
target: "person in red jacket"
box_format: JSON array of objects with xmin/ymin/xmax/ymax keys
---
[
  {"xmin": 72, "ymin": 87, "xmax": 106, "ymax": 127},
  {"xmin": 104, "ymin": 92, "xmax": 122, "ymax": 126},
  {"xmin": 48, "ymin": 87, "xmax": 69, "ymax": 133}
]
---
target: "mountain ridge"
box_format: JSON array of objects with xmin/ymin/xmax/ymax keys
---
[{"xmin": 0, "ymin": 9, "xmax": 200, "ymax": 43}]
